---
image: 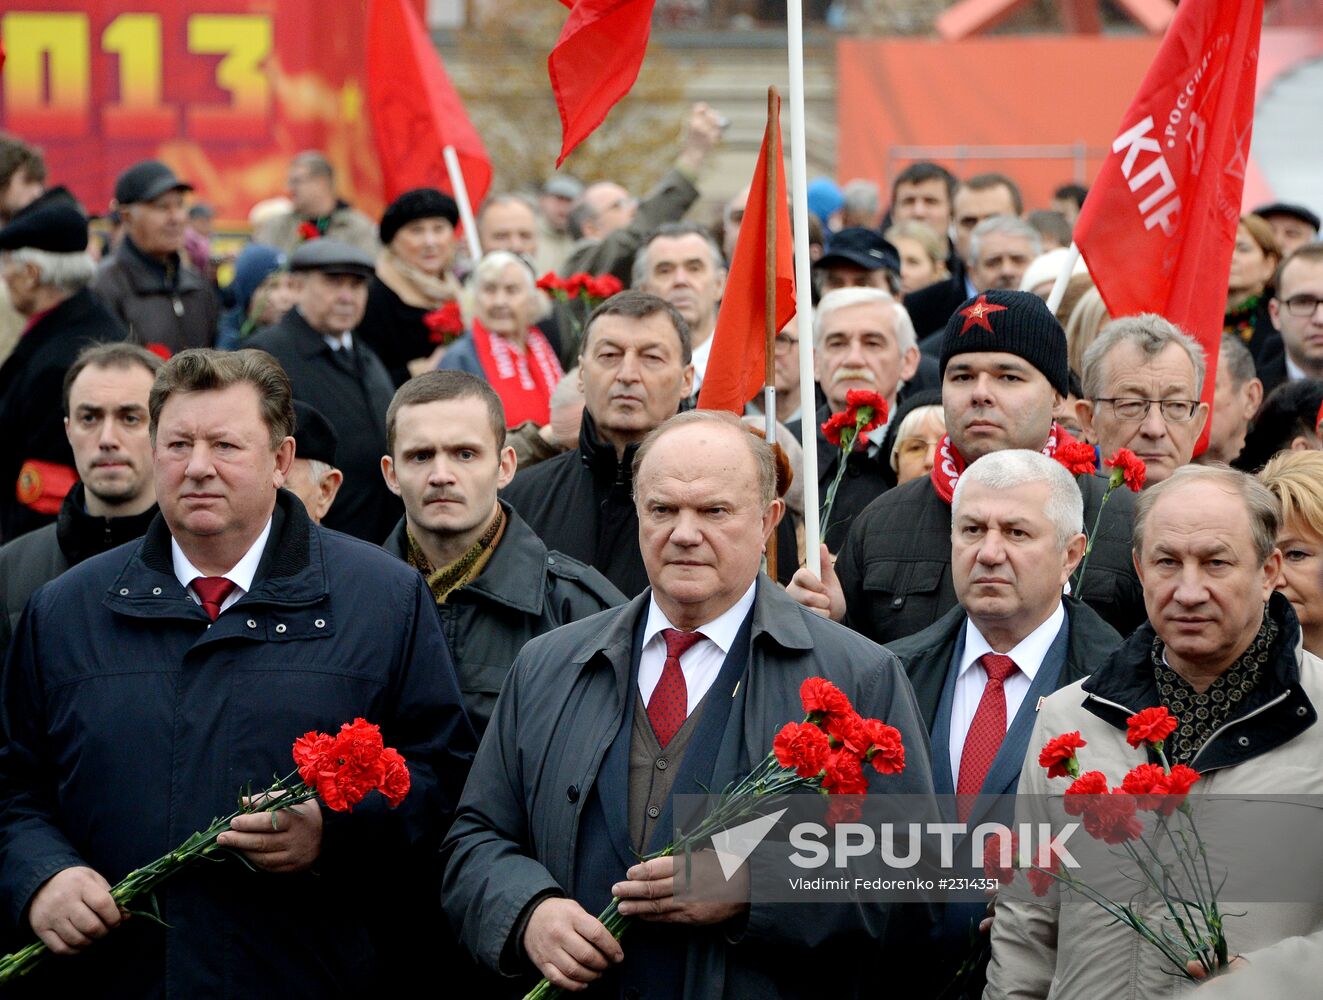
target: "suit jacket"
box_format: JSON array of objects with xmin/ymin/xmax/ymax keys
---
[{"xmin": 442, "ymin": 576, "xmax": 939, "ymax": 998}]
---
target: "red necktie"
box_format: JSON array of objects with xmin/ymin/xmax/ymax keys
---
[
  {"xmin": 647, "ymin": 628, "xmax": 706, "ymax": 748},
  {"xmin": 956, "ymin": 653, "xmax": 1019, "ymax": 821},
  {"xmin": 192, "ymin": 576, "xmax": 237, "ymax": 622}
]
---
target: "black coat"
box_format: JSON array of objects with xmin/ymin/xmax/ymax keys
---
[
  {"xmin": 0, "ymin": 288, "xmax": 126, "ymax": 541},
  {"xmin": 0, "ymin": 491, "xmax": 476, "ymax": 997},
  {"xmin": 788, "ymin": 404, "xmax": 896, "ymax": 553},
  {"xmin": 91, "ymin": 238, "xmax": 218, "ymax": 353},
  {"xmin": 0, "ymin": 483, "xmax": 158, "ymax": 659},
  {"xmin": 836, "ymin": 472, "xmax": 1146, "ymax": 646},
  {"xmin": 382, "ymin": 502, "xmax": 625, "ymax": 735},
  {"xmin": 903, "ymin": 273, "xmax": 970, "ymax": 345},
  {"xmin": 356, "ymin": 276, "xmax": 434, "ymax": 388},
  {"xmin": 247, "ymin": 308, "xmax": 401, "ymax": 542}
]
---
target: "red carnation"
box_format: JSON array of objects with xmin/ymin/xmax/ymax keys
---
[
  {"xmin": 1082, "ymin": 790, "xmax": 1144, "ymax": 844},
  {"xmin": 800, "ymin": 677, "xmax": 852, "ymax": 718},
  {"xmin": 423, "ymin": 302, "xmax": 465, "ymax": 345},
  {"xmin": 325, "ymin": 718, "xmax": 388, "ymax": 810},
  {"xmin": 1026, "ymin": 859, "xmax": 1060, "ymax": 897},
  {"xmin": 144, "ymin": 343, "xmax": 173, "ymax": 361},
  {"xmin": 1120, "ymin": 763, "xmax": 1170, "ymax": 811},
  {"xmin": 292, "ymin": 731, "xmax": 336, "ymax": 788},
  {"xmin": 825, "ymin": 796, "xmax": 863, "ymax": 827},
  {"xmin": 298, "ymin": 221, "xmax": 321, "ymax": 241},
  {"xmin": 825, "ymin": 711, "xmax": 869, "ymax": 755},
  {"xmin": 586, "ymin": 274, "xmax": 623, "ymax": 298},
  {"xmin": 563, "ymin": 272, "xmax": 592, "ymax": 297},
  {"xmin": 843, "ymin": 389, "xmax": 889, "ymax": 435},
  {"xmin": 773, "ymin": 722, "xmax": 833, "ymax": 778},
  {"xmin": 1105, "ymin": 448, "xmax": 1146, "ymax": 492},
  {"xmin": 536, "ymin": 272, "xmax": 563, "ymax": 293},
  {"xmin": 861, "ymin": 719, "xmax": 905, "ymax": 775},
  {"xmin": 1055, "ymin": 439, "xmax": 1098, "ymax": 477},
  {"xmin": 1125, "ymin": 706, "xmax": 1178, "ymax": 749},
  {"xmin": 1157, "ymin": 764, "xmax": 1200, "ymax": 816},
  {"xmin": 377, "ymin": 747, "xmax": 412, "ymax": 807},
  {"xmin": 1062, "ymin": 770, "xmax": 1110, "ymax": 816},
  {"xmin": 821, "ymin": 749, "xmax": 869, "ymax": 795},
  {"xmin": 1038, "ymin": 731, "xmax": 1087, "ymax": 779},
  {"xmin": 982, "ymin": 830, "xmax": 1019, "ymax": 885},
  {"xmin": 818, "ymin": 411, "xmax": 851, "ymax": 448}
]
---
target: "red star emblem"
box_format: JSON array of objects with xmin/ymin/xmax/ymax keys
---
[{"xmin": 957, "ymin": 295, "xmax": 1008, "ymax": 335}]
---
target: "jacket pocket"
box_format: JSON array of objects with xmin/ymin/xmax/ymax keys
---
[{"xmin": 861, "ymin": 559, "xmax": 946, "ymax": 638}]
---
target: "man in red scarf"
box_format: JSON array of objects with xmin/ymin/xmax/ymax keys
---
[{"xmin": 789, "ymin": 289, "xmax": 1145, "ymax": 644}]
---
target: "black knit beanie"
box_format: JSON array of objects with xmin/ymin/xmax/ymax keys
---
[
  {"xmin": 379, "ymin": 188, "xmax": 459, "ymax": 246},
  {"xmin": 938, "ymin": 289, "xmax": 1070, "ymax": 396}
]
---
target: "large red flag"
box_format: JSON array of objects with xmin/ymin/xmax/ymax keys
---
[
  {"xmin": 548, "ymin": 0, "xmax": 655, "ymax": 167},
  {"xmin": 366, "ymin": 0, "xmax": 492, "ymax": 206},
  {"xmin": 1074, "ymin": 0, "xmax": 1264, "ymax": 447},
  {"xmin": 696, "ymin": 95, "xmax": 795, "ymax": 415}
]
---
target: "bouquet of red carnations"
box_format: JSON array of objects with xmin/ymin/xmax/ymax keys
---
[
  {"xmin": 819, "ymin": 390, "xmax": 889, "ymax": 544},
  {"xmin": 0, "ymin": 718, "xmax": 410, "ymax": 984}
]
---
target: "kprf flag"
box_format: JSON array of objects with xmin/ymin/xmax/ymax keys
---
[
  {"xmin": 548, "ymin": 0, "xmax": 655, "ymax": 166},
  {"xmin": 696, "ymin": 93, "xmax": 795, "ymax": 414},
  {"xmin": 1074, "ymin": 0, "xmax": 1264, "ymax": 440},
  {"xmin": 367, "ymin": 0, "xmax": 492, "ymax": 205}
]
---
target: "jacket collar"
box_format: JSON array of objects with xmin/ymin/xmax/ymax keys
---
[
  {"xmin": 280, "ymin": 307, "xmax": 343, "ymax": 361},
  {"xmin": 56, "ymin": 483, "xmax": 159, "ymax": 567},
  {"xmin": 105, "ymin": 489, "xmax": 326, "ymax": 618},
  {"xmin": 115, "ymin": 237, "xmax": 203, "ymax": 296},
  {"xmin": 576, "ymin": 409, "xmax": 637, "ymax": 485}
]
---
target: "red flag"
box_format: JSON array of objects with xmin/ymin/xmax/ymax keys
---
[
  {"xmin": 548, "ymin": 0, "xmax": 655, "ymax": 167},
  {"xmin": 1074, "ymin": 0, "xmax": 1264, "ymax": 449},
  {"xmin": 696, "ymin": 95, "xmax": 795, "ymax": 415},
  {"xmin": 366, "ymin": 0, "xmax": 492, "ymax": 206}
]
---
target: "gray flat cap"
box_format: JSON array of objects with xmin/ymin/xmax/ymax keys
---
[{"xmin": 288, "ymin": 239, "xmax": 375, "ymax": 278}]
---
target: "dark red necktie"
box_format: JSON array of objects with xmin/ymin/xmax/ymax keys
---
[
  {"xmin": 647, "ymin": 628, "xmax": 706, "ymax": 748},
  {"xmin": 192, "ymin": 576, "xmax": 237, "ymax": 622},
  {"xmin": 956, "ymin": 653, "xmax": 1019, "ymax": 821}
]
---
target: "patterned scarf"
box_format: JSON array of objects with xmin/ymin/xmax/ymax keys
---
[
  {"xmin": 470, "ymin": 318, "xmax": 564, "ymax": 427},
  {"xmin": 375, "ymin": 248, "xmax": 461, "ymax": 310},
  {"xmin": 1150, "ymin": 610, "xmax": 1280, "ymax": 766},
  {"xmin": 406, "ymin": 506, "xmax": 505, "ymax": 605},
  {"xmin": 930, "ymin": 422, "xmax": 1073, "ymax": 505}
]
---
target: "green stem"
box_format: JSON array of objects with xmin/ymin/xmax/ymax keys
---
[
  {"xmin": 820, "ymin": 418, "xmax": 867, "ymax": 544},
  {"xmin": 1071, "ymin": 482, "xmax": 1114, "ymax": 602}
]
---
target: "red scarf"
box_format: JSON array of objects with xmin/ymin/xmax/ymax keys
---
[
  {"xmin": 471, "ymin": 319, "xmax": 564, "ymax": 427},
  {"xmin": 930, "ymin": 423, "xmax": 1075, "ymax": 505}
]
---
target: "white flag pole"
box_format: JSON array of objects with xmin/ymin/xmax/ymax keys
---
[
  {"xmin": 786, "ymin": 0, "xmax": 820, "ymax": 578},
  {"xmin": 1045, "ymin": 241, "xmax": 1082, "ymax": 316},
  {"xmin": 443, "ymin": 145, "xmax": 483, "ymax": 265}
]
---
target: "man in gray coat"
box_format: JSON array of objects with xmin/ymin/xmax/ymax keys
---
[{"xmin": 442, "ymin": 410, "xmax": 936, "ymax": 997}]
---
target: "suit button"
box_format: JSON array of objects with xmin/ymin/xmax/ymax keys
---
[
  {"xmin": 1237, "ymin": 736, "xmax": 1250, "ymax": 747},
  {"xmin": 656, "ymin": 758, "xmax": 668, "ymax": 771},
  {"xmin": 891, "ymin": 596, "xmax": 904, "ymax": 608},
  {"xmin": 566, "ymin": 785, "xmax": 579, "ymax": 803},
  {"xmin": 647, "ymin": 806, "xmax": 660, "ymax": 819}
]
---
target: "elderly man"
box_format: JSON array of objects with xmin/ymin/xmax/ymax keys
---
[
  {"xmin": 0, "ymin": 342, "xmax": 160, "ymax": 655},
  {"xmin": 562, "ymin": 104, "xmax": 723, "ymax": 286},
  {"xmin": 789, "ymin": 287, "xmax": 920, "ymax": 550},
  {"xmin": 284, "ymin": 398, "xmax": 342, "ymax": 524},
  {"xmin": 1076, "ymin": 314, "xmax": 1209, "ymax": 487},
  {"xmin": 1253, "ymin": 201, "xmax": 1320, "ymax": 258},
  {"xmin": 1262, "ymin": 243, "xmax": 1323, "ymax": 394},
  {"xmin": 247, "ymin": 239, "xmax": 400, "ymax": 542},
  {"xmin": 886, "ymin": 450, "xmax": 1120, "ymax": 995},
  {"xmin": 253, "ymin": 150, "xmax": 379, "ymax": 256},
  {"xmin": 1198, "ymin": 335, "xmax": 1263, "ymax": 467},
  {"xmin": 813, "ymin": 226, "xmax": 902, "ymax": 296},
  {"xmin": 633, "ymin": 222, "xmax": 726, "ymax": 390},
  {"xmin": 984, "ymin": 464, "xmax": 1323, "ymax": 999},
  {"xmin": 535, "ymin": 176, "xmax": 581, "ymax": 275},
  {"xmin": 443, "ymin": 409, "xmax": 936, "ymax": 997},
  {"xmin": 501, "ymin": 291, "xmax": 693, "ymax": 596},
  {"xmin": 381, "ymin": 370, "xmax": 622, "ymax": 734},
  {"xmin": 0, "ymin": 348, "xmax": 475, "ymax": 995},
  {"xmin": 790, "ymin": 290, "xmax": 1144, "ymax": 644},
  {"xmin": 0, "ymin": 202, "xmax": 126, "ymax": 539},
  {"xmin": 478, "ymin": 193, "xmax": 540, "ymax": 258},
  {"xmin": 92, "ymin": 160, "xmax": 218, "ymax": 353}
]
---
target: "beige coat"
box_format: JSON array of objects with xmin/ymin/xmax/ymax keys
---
[{"xmin": 985, "ymin": 633, "xmax": 1323, "ymax": 999}]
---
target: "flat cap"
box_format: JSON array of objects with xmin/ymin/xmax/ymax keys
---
[
  {"xmin": 0, "ymin": 202, "xmax": 88, "ymax": 253},
  {"xmin": 292, "ymin": 399, "xmax": 339, "ymax": 466},
  {"xmin": 814, "ymin": 226, "xmax": 901, "ymax": 275},
  {"xmin": 543, "ymin": 176, "xmax": 584, "ymax": 200},
  {"xmin": 1252, "ymin": 202, "xmax": 1321, "ymax": 234},
  {"xmin": 114, "ymin": 160, "xmax": 192, "ymax": 205},
  {"xmin": 288, "ymin": 239, "xmax": 375, "ymax": 278}
]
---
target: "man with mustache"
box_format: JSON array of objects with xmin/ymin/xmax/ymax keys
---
[{"xmin": 788, "ymin": 286, "xmax": 920, "ymax": 551}]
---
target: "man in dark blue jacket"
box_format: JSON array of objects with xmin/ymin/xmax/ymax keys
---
[{"xmin": 0, "ymin": 348, "xmax": 475, "ymax": 997}]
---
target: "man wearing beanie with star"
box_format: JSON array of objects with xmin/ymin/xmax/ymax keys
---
[{"xmin": 789, "ymin": 289, "xmax": 1145, "ymax": 645}]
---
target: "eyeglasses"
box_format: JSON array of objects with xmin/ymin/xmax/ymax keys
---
[
  {"xmin": 1282, "ymin": 294, "xmax": 1323, "ymax": 317},
  {"xmin": 1094, "ymin": 397, "xmax": 1201, "ymax": 423},
  {"xmin": 773, "ymin": 333, "xmax": 799, "ymax": 356}
]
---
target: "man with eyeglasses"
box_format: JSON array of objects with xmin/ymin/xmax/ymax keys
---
[
  {"xmin": 1076, "ymin": 314, "xmax": 1209, "ymax": 487},
  {"xmin": 1263, "ymin": 244, "xmax": 1323, "ymax": 394}
]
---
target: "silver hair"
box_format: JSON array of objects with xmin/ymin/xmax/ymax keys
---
[
  {"xmin": 968, "ymin": 215, "xmax": 1042, "ymax": 266},
  {"xmin": 952, "ymin": 449, "xmax": 1084, "ymax": 548},
  {"xmin": 8, "ymin": 248, "xmax": 95, "ymax": 294},
  {"xmin": 473, "ymin": 250, "xmax": 535, "ymax": 294},
  {"xmin": 549, "ymin": 366, "xmax": 582, "ymax": 409},
  {"xmin": 1134, "ymin": 463, "xmax": 1279, "ymax": 564},
  {"xmin": 1081, "ymin": 313, "xmax": 1207, "ymax": 400},
  {"xmin": 813, "ymin": 286, "xmax": 918, "ymax": 355},
  {"xmin": 888, "ymin": 404, "xmax": 945, "ymax": 474},
  {"xmin": 633, "ymin": 409, "xmax": 776, "ymax": 509},
  {"xmin": 630, "ymin": 222, "xmax": 725, "ymax": 290},
  {"xmin": 842, "ymin": 179, "xmax": 881, "ymax": 218},
  {"xmin": 306, "ymin": 458, "xmax": 336, "ymax": 482}
]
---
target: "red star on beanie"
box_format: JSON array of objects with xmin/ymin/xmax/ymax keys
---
[{"xmin": 957, "ymin": 294, "xmax": 1009, "ymax": 335}]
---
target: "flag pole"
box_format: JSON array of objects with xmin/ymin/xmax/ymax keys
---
[
  {"xmin": 1045, "ymin": 241, "xmax": 1082, "ymax": 316},
  {"xmin": 763, "ymin": 86, "xmax": 780, "ymax": 582},
  {"xmin": 786, "ymin": 0, "xmax": 820, "ymax": 577},
  {"xmin": 443, "ymin": 145, "xmax": 483, "ymax": 265}
]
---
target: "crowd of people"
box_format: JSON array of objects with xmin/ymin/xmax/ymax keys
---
[{"xmin": 0, "ymin": 102, "xmax": 1321, "ymax": 998}]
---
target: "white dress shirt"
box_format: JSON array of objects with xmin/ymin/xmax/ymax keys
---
[
  {"xmin": 172, "ymin": 518, "xmax": 273, "ymax": 617},
  {"xmin": 949, "ymin": 601, "xmax": 1066, "ymax": 783},
  {"xmin": 638, "ymin": 580, "xmax": 757, "ymax": 717},
  {"xmin": 323, "ymin": 331, "xmax": 354, "ymax": 352},
  {"xmin": 690, "ymin": 329, "xmax": 716, "ymax": 390}
]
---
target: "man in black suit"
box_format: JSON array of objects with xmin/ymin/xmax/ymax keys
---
[{"xmin": 886, "ymin": 447, "xmax": 1122, "ymax": 996}]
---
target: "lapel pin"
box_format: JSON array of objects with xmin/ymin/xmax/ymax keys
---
[{"xmin": 1036, "ymin": 696, "xmax": 1046, "ymax": 712}]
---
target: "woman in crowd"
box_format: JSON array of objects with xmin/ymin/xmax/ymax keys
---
[
  {"xmin": 1235, "ymin": 378, "xmax": 1323, "ymax": 472},
  {"xmin": 1258, "ymin": 450, "xmax": 1323, "ymax": 658},
  {"xmin": 1224, "ymin": 213, "xmax": 1282, "ymax": 372},
  {"xmin": 885, "ymin": 221, "xmax": 948, "ymax": 296},
  {"xmin": 216, "ymin": 243, "xmax": 294, "ymax": 349},
  {"xmin": 876, "ymin": 390, "xmax": 944, "ymax": 489},
  {"xmin": 441, "ymin": 250, "xmax": 563, "ymax": 427},
  {"xmin": 357, "ymin": 187, "xmax": 461, "ymax": 386}
]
